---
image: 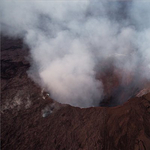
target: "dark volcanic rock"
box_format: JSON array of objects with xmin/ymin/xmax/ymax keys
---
[{"xmin": 1, "ymin": 36, "xmax": 150, "ymax": 150}]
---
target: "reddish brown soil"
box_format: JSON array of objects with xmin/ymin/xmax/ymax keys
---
[{"xmin": 1, "ymin": 36, "xmax": 150, "ymax": 150}]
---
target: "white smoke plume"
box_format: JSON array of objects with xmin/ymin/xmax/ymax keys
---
[{"xmin": 0, "ymin": 0, "xmax": 150, "ymax": 107}]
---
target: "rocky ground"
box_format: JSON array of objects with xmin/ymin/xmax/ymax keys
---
[{"xmin": 1, "ymin": 36, "xmax": 150, "ymax": 150}]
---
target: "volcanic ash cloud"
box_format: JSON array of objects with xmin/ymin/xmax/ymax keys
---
[{"xmin": 1, "ymin": 0, "xmax": 150, "ymax": 107}]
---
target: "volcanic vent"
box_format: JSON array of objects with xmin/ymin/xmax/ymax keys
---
[
  {"xmin": 1, "ymin": 0, "xmax": 150, "ymax": 148},
  {"xmin": 1, "ymin": 1, "xmax": 150, "ymax": 108},
  {"xmin": 1, "ymin": 35, "xmax": 150, "ymax": 150}
]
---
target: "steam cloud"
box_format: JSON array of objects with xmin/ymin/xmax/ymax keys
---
[{"xmin": 1, "ymin": 0, "xmax": 150, "ymax": 107}]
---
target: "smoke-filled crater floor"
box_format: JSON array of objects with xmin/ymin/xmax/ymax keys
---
[{"xmin": 1, "ymin": 0, "xmax": 150, "ymax": 149}]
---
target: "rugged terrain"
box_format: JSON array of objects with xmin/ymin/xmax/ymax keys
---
[{"xmin": 1, "ymin": 36, "xmax": 150, "ymax": 150}]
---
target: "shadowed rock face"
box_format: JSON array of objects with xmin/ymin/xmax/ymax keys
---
[{"xmin": 1, "ymin": 36, "xmax": 150, "ymax": 150}]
